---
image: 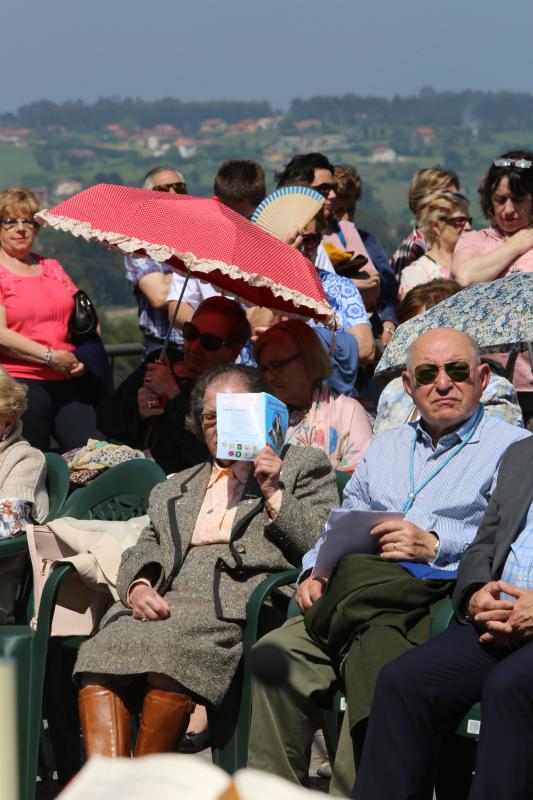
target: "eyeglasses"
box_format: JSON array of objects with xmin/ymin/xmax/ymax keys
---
[
  {"xmin": 0, "ymin": 218, "xmax": 38, "ymax": 229},
  {"xmin": 413, "ymin": 360, "xmax": 472, "ymax": 386},
  {"xmin": 493, "ymin": 158, "xmax": 533, "ymax": 170},
  {"xmin": 152, "ymin": 182, "xmax": 188, "ymax": 194},
  {"xmin": 259, "ymin": 352, "xmax": 302, "ymax": 375},
  {"xmin": 182, "ymin": 321, "xmax": 236, "ymax": 352},
  {"xmin": 200, "ymin": 412, "xmax": 217, "ymax": 427},
  {"xmin": 439, "ymin": 215, "xmax": 473, "ymax": 230},
  {"xmin": 301, "ymin": 233, "xmax": 322, "ymax": 249},
  {"xmin": 313, "ymin": 182, "xmax": 337, "ymax": 198}
]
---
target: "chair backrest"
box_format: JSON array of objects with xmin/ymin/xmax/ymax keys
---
[
  {"xmin": 60, "ymin": 459, "xmax": 166, "ymax": 522},
  {"xmin": 335, "ymin": 470, "xmax": 350, "ymax": 501},
  {"xmin": 43, "ymin": 452, "xmax": 70, "ymax": 523}
]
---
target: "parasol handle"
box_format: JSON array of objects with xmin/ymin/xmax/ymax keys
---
[{"xmin": 157, "ymin": 271, "xmax": 191, "ymax": 363}]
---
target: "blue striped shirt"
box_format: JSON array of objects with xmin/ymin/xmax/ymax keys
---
[
  {"xmin": 302, "ymin": 407, "xmax": 530, "ymax": 578},
  {"xmin": 501, "ymin": 502, "xmax": 533, "ymax": 595}
]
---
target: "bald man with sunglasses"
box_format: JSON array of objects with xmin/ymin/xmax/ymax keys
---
[{"xmin": 248, "ymin": 328, "xmax": 530, "ymax": 793}]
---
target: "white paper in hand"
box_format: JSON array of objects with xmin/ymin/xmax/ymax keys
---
[
  {"xmin": 216, "ymin": 392, "xmax": 288, "ymax": 461},
  {"xmin": 311, "ymin": 508, "xmax": 404, "ymax": 579}
]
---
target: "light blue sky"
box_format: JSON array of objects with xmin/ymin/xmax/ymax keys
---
[{"xmin": 4, "ymin": 0, "xmax": 532, "ymax": 112}]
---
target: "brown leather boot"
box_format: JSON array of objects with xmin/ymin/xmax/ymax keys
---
[
  {"xmin": 79, "ymin": 684, "xmax": 131, "ymax": 758},
  {"xmin": 134, "ymin": 688, "xmax": 193, "ymax": 756}
]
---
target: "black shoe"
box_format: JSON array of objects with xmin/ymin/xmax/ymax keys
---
[{"xmin": 178, "ymin": 729, "xmax": 210, "ymax": 753}]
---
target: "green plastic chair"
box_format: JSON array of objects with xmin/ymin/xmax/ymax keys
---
[
  {"xmin": 0, "ymin": 451, "xmax": 70, "ymax": 800},
  {"xmin": 2, "ymin": 457, "xmax": 165, "ymax": 800},
  {"xmin": 210, "ymin": 469, "xmax": 351, "ymax": 773},
  {"xmin": 43, "ymin": 452, "xmax": 70, "ymax": 523},
  {"xmin": 61, "ymin": 458, "xmax": 166, "ymax": 520}
]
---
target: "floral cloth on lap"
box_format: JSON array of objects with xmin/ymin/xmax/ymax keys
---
[
  {"xmin": 285, "ymin": 384, "xmax": 372, "ymax": 473},
  {"xmin": 0, "ymin": 498, "xmax": 33, "ymax": 537}
]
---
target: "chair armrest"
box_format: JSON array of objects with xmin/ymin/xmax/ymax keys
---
[
  {"xmin": 243, "ymin": 568, "xmax": 300, "ymax": 655},
  {"xmin": 431, "ymin": 599, "xmax": 454, "ymax": 636},
  {"xmin": 0, "ymin": 534, "xmax": 28, "ymax": 558}
]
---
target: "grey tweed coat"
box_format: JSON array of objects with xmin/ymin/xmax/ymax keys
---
[{"xmin": 75, "ymin": 445, "xmax": 338, "ymax": 704}]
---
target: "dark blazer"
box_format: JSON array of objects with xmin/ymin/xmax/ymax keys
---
[
  {"xmin": 96, "ymin": 354, "xmax": 208, "ymax": 474},
  {"xmin": 453, "ymin": 436, "xmax": 533, "ymax": 617}
]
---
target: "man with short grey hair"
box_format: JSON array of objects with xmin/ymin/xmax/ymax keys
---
[
  {"xmin": 125, "ymin": 166, "xmax": 191, "ymax": 353},
  {"xmin": 248, "ymin": 328, "xmax": 530, "ymax": 793},
  {"xmin": 143, "ymin": 165, "xmax": 187, "ymax": 192}
]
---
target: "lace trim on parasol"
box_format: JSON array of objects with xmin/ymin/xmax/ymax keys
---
[{"xmin": 36, "ymin": 210, "xmax": 338, "ymax": 326}]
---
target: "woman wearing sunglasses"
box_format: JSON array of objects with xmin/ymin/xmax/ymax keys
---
[
  {"xmin": 0, "ymin": 187, "xmax": 102, "ymax": 450},
  {"xmin": 96, "ymin": 297, "xmax": 251, "ymax": 475},
  {"xmin": 451, "ymin": 151, "xmax": 533, "ymax": 416},
  {"xmin": 399, "ymin": 191, "xmax": 471, "ymax": 298}
]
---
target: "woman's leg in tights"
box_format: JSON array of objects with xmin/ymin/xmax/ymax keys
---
[
  {"xmin": 19, "ymin": 380, "xmax": 54, "ymax": 450},
  {"xmin": 51, "ymin": 378, "xmax": 102, "ymax": 451}
]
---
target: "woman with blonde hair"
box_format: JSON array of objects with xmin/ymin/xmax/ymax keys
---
[
  {"xmin": 0, "ymin": 187, "xmax": 101, "ymax": 450},
  {"xmin": 254, "ymin": 319, "xmax": 372, "ymax": 473},
  {"xmin": 399, "ymin": 191, "xmax": 471, "ymax": 297},
  {"xmin": 0, "ymin": 367, "xmax": 48, "ymax": 622},
  {"xmin": 391, "ymin": 166, "xmax": 460, "ymax": 276}
]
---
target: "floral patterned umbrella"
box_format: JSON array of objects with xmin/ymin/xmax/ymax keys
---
[
  {"xmin": 36, "ymin": 183, "xmax": 335, "ymax": 324},
  {"xmin": 375, "ymin": 272, "xmax": 533, "ymax": 375}
]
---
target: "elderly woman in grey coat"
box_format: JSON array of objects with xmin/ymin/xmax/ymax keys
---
[{"xmin": 75, "ymin": 363, "xmax": 338, "ymax": 759}]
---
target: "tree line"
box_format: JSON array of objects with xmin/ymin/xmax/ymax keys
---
[
  {"xmin": 288, "ymin": 89, "xmax": 533, "ymax": 128},
  {"xmin": 2, "ymin": 90, "xmax": 533, "ymax": 131},
  {"xmin": 0, "ymin": 97, "xmax": 274, "ymax": 130}
]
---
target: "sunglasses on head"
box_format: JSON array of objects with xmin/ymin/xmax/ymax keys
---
[
  {"xmin": 152, "ymin": 181, "xmax": 188, "ymax": 194},
  {"xmin": 413, "ymin": 361, "xmax": 472, "ymax": 386},
  {"xmin": 313, "ymin": 182, "xmax": 337, "ymax": 198},
  {"xmin": 440, "ymin": 215, "xmax": 472, "ymax": 230},
  {"xmin": 182, "ymin": 321, "xmax": 235, "ymax": 352},
  {"xmin": 493, "ymin": 158, "xmax": 533, "ymax": 170}
]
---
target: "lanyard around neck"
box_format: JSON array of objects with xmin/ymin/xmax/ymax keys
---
[{"xmin": 402, "ymin": 406, "xmax": 484, "ymax": 514}]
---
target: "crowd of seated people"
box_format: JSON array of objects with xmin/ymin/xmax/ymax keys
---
[{"xmin": 3, "ymin": 149, "xmax": 533, "ymax": 798}]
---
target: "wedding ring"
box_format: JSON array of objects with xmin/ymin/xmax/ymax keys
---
[
  {"xmin": 141, "ymin": 617, "xmax": 147, "ymax": 622},
  {"xmin": 147, "ymin": 399, "xmax": 158, "ymax": 408},
  {"xmin": 393, "ymin": 543, "xmax": 398, "ymax": 550}
]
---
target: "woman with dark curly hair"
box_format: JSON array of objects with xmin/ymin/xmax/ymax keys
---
[{"xmin": 451, "ymin": 151, "xmax": 533, "ymax": 413}]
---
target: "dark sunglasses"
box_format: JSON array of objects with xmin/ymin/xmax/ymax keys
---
[
  {"xmin": 182, "ymin": 321, "xmax": 235, "ymax": 352},
  {"xmin": 152, "ymin": 182, "xmax": 188, "ymax": 194},
  {"xmin": 440, "ymin": 215, "xmax": 472, "ymax": 230},
  {"xmin": 301, "ymin": 233, "xmax": 322, "ymax": 248},
  {"xmin": 1, "ymin": 217, "xmax": 38, "ymax": 229},
  {"xmin": 313, "ymin": 182, "xmax": 337, "ymax": 198},
  {"xmin": 413, "ymin": 360, "xmax": 472, "ymax": 386}
]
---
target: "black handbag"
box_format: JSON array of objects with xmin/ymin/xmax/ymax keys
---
[{"xmin": 69, "ymin": 290, "xmax": 98, "ymax": 344}]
